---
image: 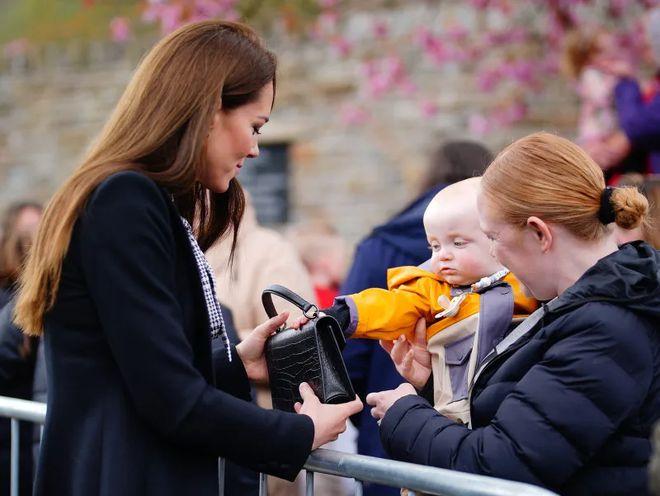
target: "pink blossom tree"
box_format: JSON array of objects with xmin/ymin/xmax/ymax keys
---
[
  {"xmin": 5, "ymin": 0, "xmax": 648, "ymax": 133},
  {"xmin": 127, "ymin": 0, "xmax": 655, "ymax": 133}
]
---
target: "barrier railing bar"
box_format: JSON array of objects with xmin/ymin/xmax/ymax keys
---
[
  {"xmin": 0, "ymin": 396, "xmax": 47, "ymax": 423},
  {"xmin": 258, "ymin": 471, "xmax": 268, "ymax": 496},
  {"xmin": 218, "ymin": 457, "xmax": 225, "ymax": 496},
  {"xmin": 11, "ymin": 419, "xmax": 19, "ymax": 496},
  {"xmin": 0, "ymin": 396, "xmax": 559, "ymax": 496},
  {"xmin": 304, "ymin": 448, "xmax": 559, "ymax": 496},
  {"xmin": 306, "ymin": 470, "xmax": 314, "ymax": 496}
]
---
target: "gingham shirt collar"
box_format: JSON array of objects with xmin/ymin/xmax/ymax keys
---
[{"xmin": 180, "ymin": 217, "xmax": 232, "ymax": 362}]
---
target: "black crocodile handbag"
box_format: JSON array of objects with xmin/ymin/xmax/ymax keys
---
[{"xmin": 262, "ymin": 284, "xmax": 355, "ymax": 412}]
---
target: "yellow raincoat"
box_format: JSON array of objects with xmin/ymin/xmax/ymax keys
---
[
  {"xmin": 350, "ymin": 266, "xmax": 538, "ymax": 344},
  {"xmin": 348, "ymin": 266, "xmax": 538, "ymax": 423}
]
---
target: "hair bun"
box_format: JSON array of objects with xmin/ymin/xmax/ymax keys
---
[{"xmin": 611, "ymin": 187, "xmax": 649, "ymax": 230}]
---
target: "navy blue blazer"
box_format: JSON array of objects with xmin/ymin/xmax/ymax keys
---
[{"xmin": 34, "ymin": 171, "xmax": 314, "ymax": 496}]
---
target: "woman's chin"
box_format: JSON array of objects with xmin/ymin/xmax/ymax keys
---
[
  {"xmin": 523, "ymin": 282, "xmax": 556, "ymax": 301},
  {"xmin": 203, "ymin": 179, "xmax": 231, "ymax": 194}
]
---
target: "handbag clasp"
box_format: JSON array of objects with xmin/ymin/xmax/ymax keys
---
[{"xmin": 304, "ymin": 304, "xmax": 319, "ymax": 320}]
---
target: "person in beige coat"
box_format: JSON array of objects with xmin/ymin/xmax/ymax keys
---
[
  {"xmin": 206, "ymin": 197, "xmax": 316, "ymax": 346},
  {"xmin": 206, "ymin": 197, "xmax": 352, "ymax": 496}
]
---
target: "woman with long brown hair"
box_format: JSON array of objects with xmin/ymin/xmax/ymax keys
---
[
  {"xmin": 367, "ymin": 132, "xmax": 659, "ymax": 495},
  {"xmin": 14, "ymin": 20, "xmax": 361, "ymax": 496}
]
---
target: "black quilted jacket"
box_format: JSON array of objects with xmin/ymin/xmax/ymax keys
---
[{"xmin": 380, "ymin": 242, "xmax": 660, "ymax": 495}]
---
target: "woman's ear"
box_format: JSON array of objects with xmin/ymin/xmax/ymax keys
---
[
  {"xmin": 207, "ymin": 111, "xmax": 222, "ymax": 139},
  {"xmin": 526, "ymin": 216, "xmax": 553, "ymax": 253},
  {"xmin": 210, "ymin": 111, "xmax": 222, "ymax": 130}
]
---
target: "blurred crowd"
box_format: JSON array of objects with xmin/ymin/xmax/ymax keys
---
[
  {"xmin": 1, "ymin": 7, "xmax": 660, "ymax": 496},
  {"xmin": 561, "ymin": 8, "xmax": 660, "ymax": 206}
]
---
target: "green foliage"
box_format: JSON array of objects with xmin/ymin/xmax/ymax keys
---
[
  {"xmin": 237, "ymin": 0, "xmax": 322, "ymax": 33},
  {"xmin": 0, "ymin": 0, "xmax": 325, "ymax": 45},
  {"xmin": 0, "ymin": 0, "xmax": 142, "ymax": 44}
]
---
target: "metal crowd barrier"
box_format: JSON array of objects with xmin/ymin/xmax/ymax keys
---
[
  {"xmin": 0, "ymin": 396, "xmax": 46, "ymax": 496},
  {"xmin": 0, "ymin": 395, "xmax": 558, "ymax": 496}
]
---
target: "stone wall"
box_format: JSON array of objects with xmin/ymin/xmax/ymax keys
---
[{"xmin": 0, "ymin": 2, "xmax": 580, "ymax": 245}]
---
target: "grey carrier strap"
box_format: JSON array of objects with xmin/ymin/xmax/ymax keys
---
[{"xmin": 474, "ymin": 283, "xmax": 514, "ymax": 367}]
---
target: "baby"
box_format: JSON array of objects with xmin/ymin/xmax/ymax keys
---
[{"xmin": 326, "ymin": 177, "xmax": 537, "ymax": 424}]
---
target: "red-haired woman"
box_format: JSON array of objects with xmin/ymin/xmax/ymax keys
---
[{"xmin": 369, "ymin": 132, "xmax": 659, "ymax": 495}]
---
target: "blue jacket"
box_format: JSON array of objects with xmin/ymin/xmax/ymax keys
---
[
  {"xmin": 341, "ymin": 186, "xmax": 443, "ymax": 496},
  {"xmin": 380, "ymin": 242, "xmax": 660, "ymax": 495},
  {"xmin": 35, "ymin": 172, "xmax": 314, "ymax": 496},
  {"xmin": 615, "ymin": 76, "xmax": 660, "ymax": 174}
]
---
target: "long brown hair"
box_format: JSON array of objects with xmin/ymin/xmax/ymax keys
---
[
  {"xmin": 15, "ymin": 20, "xmax": 277, "ymax": 336},
  {"xmin": 482, "ymin": 132, "xmax": 649, "ymax": 240}
]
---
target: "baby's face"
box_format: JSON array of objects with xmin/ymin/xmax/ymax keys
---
[{"xmin": 424, "ymin": 201, "xmax": 502, "ymax": 286}]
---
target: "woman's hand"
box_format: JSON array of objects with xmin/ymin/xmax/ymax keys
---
[
  {"xmin": 289, "ymin": 312, "xmax": 322, "ymax": 329},
  {"xmin": 379, "ymin": 318, "xmax": 432, "ymax": 390},
  {"xmin": 366, "ymin": 383, "xmax": 417, "ymax": 421},
  {"xmin": 235, "ymin": 312, "xmax": 288, "ymax": 383},
  {"xmin": 294, "ymin": 382, "xmax": 363, "ymax": 450}
]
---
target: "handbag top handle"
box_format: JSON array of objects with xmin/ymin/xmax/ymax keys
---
[{"xmin": 262, "ymin": 284, "xmax": 319, "ymax": 320}]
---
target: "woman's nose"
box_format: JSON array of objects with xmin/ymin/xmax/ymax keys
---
[{"xmin": 248, "ymin": 142, "xmax": 259, "ymax": 158}]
